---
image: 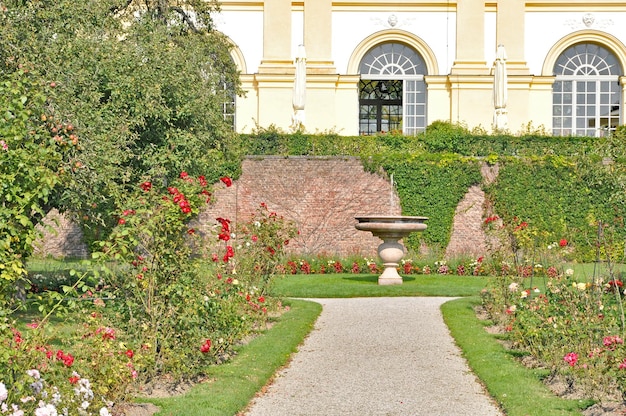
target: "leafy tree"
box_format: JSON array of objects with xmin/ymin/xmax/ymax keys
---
[{"xmin": 0, "ymin": 0, "xmax": 242, "ymax": 247}]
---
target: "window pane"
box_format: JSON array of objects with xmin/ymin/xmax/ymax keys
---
[{"xmin": 359, "ymin": 45, "xmax": 427, "ymax": 135}]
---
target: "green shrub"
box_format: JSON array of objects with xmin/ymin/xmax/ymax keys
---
[{"xmin": 93, "ymin": 174, "xmax": 296, "ymax": 380}]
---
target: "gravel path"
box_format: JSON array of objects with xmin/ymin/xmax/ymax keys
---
[{"xmin": 245, "ymin": 297, "xmax": 503, "ymax": 416}]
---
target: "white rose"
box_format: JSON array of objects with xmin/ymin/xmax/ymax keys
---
[{"xmin": 0, "ymin": 382, "xmax": 7, "ymax": 402}]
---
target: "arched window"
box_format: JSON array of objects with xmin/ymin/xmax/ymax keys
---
[
  {"xmin": 359, "ymin": 42, "xmax": 427, "ymax": 135},
  {"xmin": 552, "ymin": 43, "xmax": 622, "ymax": 137}
]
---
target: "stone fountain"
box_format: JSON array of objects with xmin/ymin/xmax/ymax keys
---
[{"xmin": 355, "ymin": 216, "xmax": 427, "ymax": 285}]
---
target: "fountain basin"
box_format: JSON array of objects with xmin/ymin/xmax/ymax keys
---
[{"xmin": 355, "ymin": 215, "xmax": 427, "ymax": 285}]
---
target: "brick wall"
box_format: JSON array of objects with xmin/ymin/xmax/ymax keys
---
[
  {"xmin": 199, "ymin": 156, "xmax": 401, "ymax": 256},
  {"xmin": 445, "ymin": 185, "xmax": 488, "ymax": 258},
  {"xmin": 445, "ymin": 163, "xmax": 500, "ymax": 258},
  {"xmin": 34, "ymin": 157, "xmax": 499, "ymax": 259}
]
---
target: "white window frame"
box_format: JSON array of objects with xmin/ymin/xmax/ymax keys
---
[
  {"xmin": 359, "ymin": 43, "xmax": 427, "ymax": 136},
  {"xmin": 552, "ymin": 44, "xmax": 622, "ymax": 137}
]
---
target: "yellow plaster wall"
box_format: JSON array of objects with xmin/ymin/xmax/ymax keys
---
[
  {"xmin": 448, "ymin": 76, "xmax": 494, "ymax": 130},
  {"xmin": 254, "ymin": 75, "xmax": 295, "ymax": 129},
  {"xmin": 219, "ymin": 1, "xmax": 626, "ymax": 135}
]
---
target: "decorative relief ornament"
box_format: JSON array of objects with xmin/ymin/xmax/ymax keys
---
[
  {"xmin": 582, "ymin": 13, "xmax": 595, "ymax": 27},
  {"xmin": 371, "ymin": 13, "xmax": 414, "ymax": 29},
  {"xmin": 564, "ymin": 13, "xmax": 613, "ymax": 30}
]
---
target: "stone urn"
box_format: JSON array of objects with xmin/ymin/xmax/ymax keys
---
[{"xmin": 355, "ymin": 215, "xmax": 428, "ymax": 285}]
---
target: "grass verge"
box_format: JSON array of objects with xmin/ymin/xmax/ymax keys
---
[
  {"xmin": 269, "ymin": 273, "xmax": 490, "ymax": 297},
  {"xmin": 442, "ymin": 297, "xmax": 594, "ymax": 416},
  {"xmin": 139, "ymin": 299, "xmax": 322, "ymax": 416}
]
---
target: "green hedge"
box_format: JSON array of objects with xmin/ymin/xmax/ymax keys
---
[{"xmin": 239, "ymin": 123, "xmax": 600, "ymax": 157}]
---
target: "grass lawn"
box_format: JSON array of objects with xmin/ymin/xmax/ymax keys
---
[
  {"xmin": 269, "ymin": 273, "xmax": 491, "ymax": 298},
  {"xmin": 444, "ymin": 297, "xmax": 592, "ymax": 416}
]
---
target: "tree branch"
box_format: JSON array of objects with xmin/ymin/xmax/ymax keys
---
[
  {"xmin": 110, "ymin": 0, "xmax": 134, "ymax": 15},
  {"xmin": 171, "ymin": 6, "xmax": 200, "ymax": 33}
]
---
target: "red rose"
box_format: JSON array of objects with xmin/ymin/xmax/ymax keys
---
[
  {"xmin": 118, "ymin": 218, "xmax": 126, "ymax": 225},
  {"xmin": 559, "ymin": 238, "xmax": 568, "ymax": 247},
  {"xmin": 63, "ymin": 353, "xmax": 74, "ymax": 367},
  {"xmin": 12, "ymin": 329, "xmax": 22, "ymax": 344},
  {"xmin": 220, "ymin": 177, "xmax": 232, "ymax": 187},
  {"xmin": 200, "ymin": 339, "xmax": 211, "ymax": 353},
  {"xmin": 140, "ymin": 181, "xmax": 152, "ymax": 191},
  {"xmin": 125, "ymin": 349, "xmax": 134, "ymax": 359},
  {"xmin": 216, "ymin": 217, "xmax": 230, "ymax": 232}
]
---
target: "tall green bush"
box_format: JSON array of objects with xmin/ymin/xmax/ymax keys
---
[{"xmin": 0, "ymin": 68, "xmax": 74, "ymax": 306}]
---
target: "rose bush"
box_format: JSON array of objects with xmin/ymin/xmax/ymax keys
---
[
  {"xmin": 93, "ymin": 177, "xmax": 296, "ymax": 381},
  {"xmin": 0, "ymin": 272, "xmax": 135, "ymax": 415},
  {"xmin": 481, "ymin": 245, "xmax": 626, "ymax": 400}
]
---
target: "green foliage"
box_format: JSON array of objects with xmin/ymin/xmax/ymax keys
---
[
  {"xmin": 482, "ymin": 262, "xmax": 626, "ymax": 401},
  {"xmin": 0, "ymin": 269, "xmax": 133, "ymax": 415},
  {"xmin": 92, "ymin": 174, "xmax": 296, "ymax": 380},
  {"xmin": 94, "ymin": 173, "xmax": 227, "ymax": 378},
  {"xmin": 0, "ymin": 68, "xmax": 76, "ymax": 306},
  {"xmin": 381, "ymin": 154, "xmax": 483, "ymax": 251},
  {"xmin": 486, "ymin": 156, "xmax": 626, "ymax": 262},
  {"xmin": 0, "ymin": 0, "xmax": 242, "ymax": 249},
  {"xmin": 230, "ymin": 203, "xmax": 299, "ymax": 291},
  {"xmin": 144, "ymin": 299, "xmax": 322, "ymax": 416},
  {"xmin": 444, "ymin": 297, "xmax": 592, "ymax": 415},
  {"xmin": 420, "ymin": 121, "xmax": 596, "ymax": 156}
]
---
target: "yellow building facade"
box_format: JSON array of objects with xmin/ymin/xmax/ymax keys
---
[{"xmin": 215, "ymin": 0, "xmax": 626, "ymax": 136}]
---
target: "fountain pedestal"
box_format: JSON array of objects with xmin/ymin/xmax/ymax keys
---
[{"xmin": 355, "ymin": 216, "xmax": 428, "ymax": 285}]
